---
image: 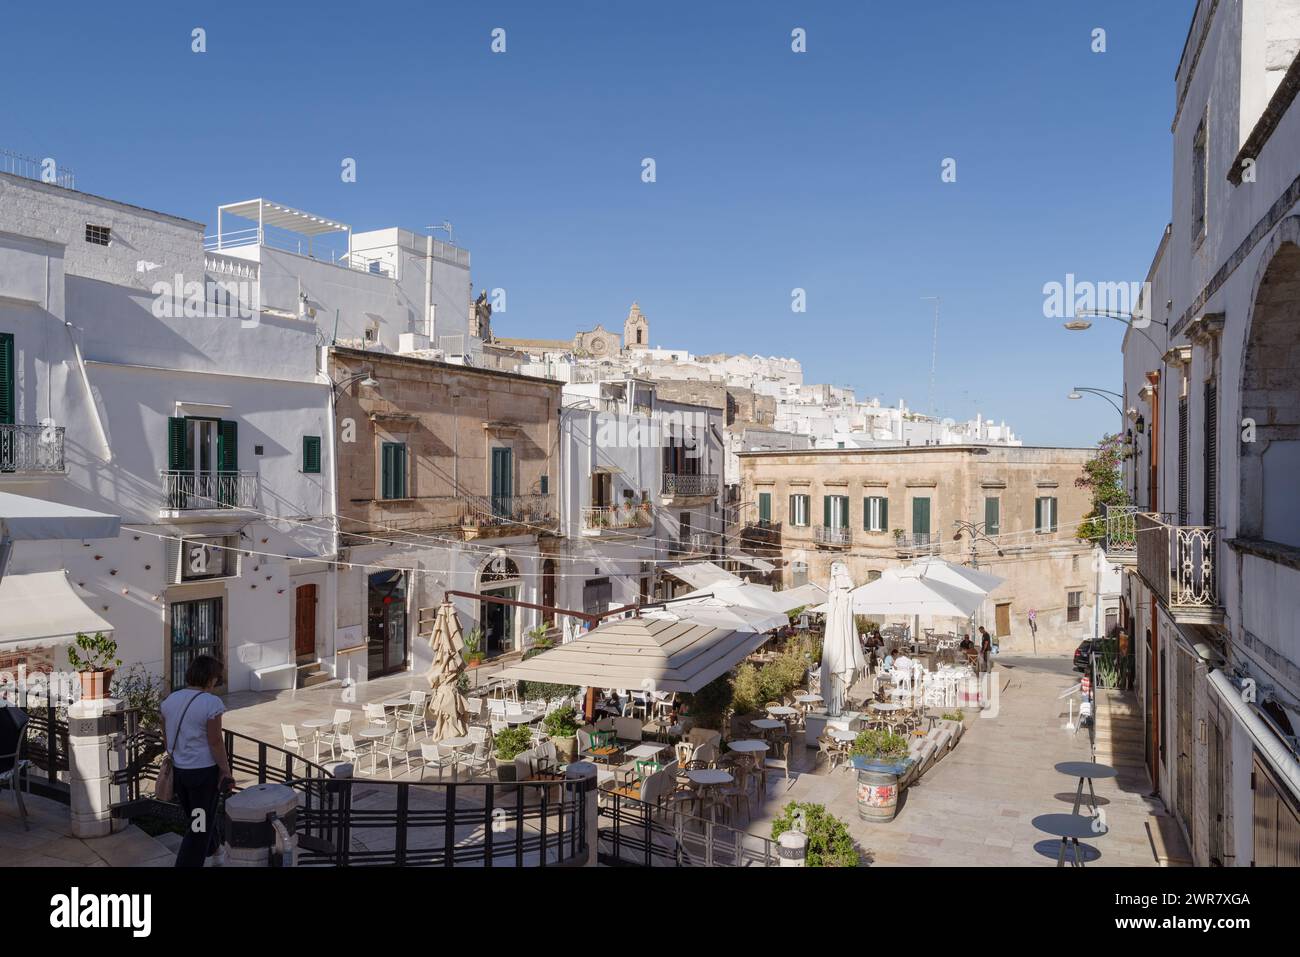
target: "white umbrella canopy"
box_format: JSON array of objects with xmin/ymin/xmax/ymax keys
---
[
  {"xmin": 644, "ymin": 601, "xmax": 786, "ymax": 634},
  {"xmin": 844, "ymin": 567, "xmax": 987, "ymax": 619},
  {"xmin": 0, "ymin": 492, "xmax": 121, "ymax": 542},
  {"xmin": 819, "ymin": 562, "xmax": 864, "ymax": 715},
  {"xmin": 671, "ymin": 580, "xmax": 799, "ymax": 617},
  {"xmin": 426, "ymin": 602, "xmax": 468, "ymax": 740},
  {"xmin": 901, "ymin": 557, "xmax": 1004, "ymax": 596}
]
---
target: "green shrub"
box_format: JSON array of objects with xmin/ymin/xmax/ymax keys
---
[
  {"xmin": 494, "ymin": 725, "xmax": 534, "ymax": 761},
  {"xmin": 110, "ymin": 665, "xmax": 166, "ymax": 730},
  {"xmin": 850, "ymin": 729, "xmax": 910, "ymax": 761},
  {"xmin": 771, "ymin": 802, "xmax": 860, "ymax": 867},
  {"xmin": 731, "ymin": 663, "xmax": 763, "ymax": 715},
  {"xmin": 542, "ymin": 705, "xmax": 579, "ymax": 738},
  {"xmin": 941, "ymin": 710, "xmax": 965, "ymax": 722},
  {"xmin": 681, "ymin": 674, "xmax": 733, "ymax": 730}
]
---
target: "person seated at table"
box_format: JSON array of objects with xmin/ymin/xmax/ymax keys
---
[
  {"xmin": 893, "ymin": 649, "xmax": 913, "ymax": 672},
  {"xmin": 881, "ymin": 648, "xmax": 897, "ymax": 672},
  {"xmin": 959, "ymin": 634, "xmax": 974, "ymax": 651}
]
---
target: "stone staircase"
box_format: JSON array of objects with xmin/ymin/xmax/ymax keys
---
[
  {"xmin": 1093, "ymin": 689, "xmax": 1192, "ymax": 866},
  {"xmin": 295, "ymin": 655, "xmax": 334, "ymax": 690}
]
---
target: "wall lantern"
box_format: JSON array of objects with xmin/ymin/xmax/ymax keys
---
[{"xmin": 1135, "ymin": 414, "xmax": 1146, "ymax": 434}]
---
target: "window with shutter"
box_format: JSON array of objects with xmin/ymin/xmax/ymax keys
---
[
  {"xmin": 1204, "ymin": 381, "xmax": 1217, "ymax": 528},
  {"xmin": 0, "ymin": 333, "xmax": 13, "ymax": 425},
  {"xmin": 788, "ymin": 494, "xmax": 809, "ymax": 527},
  {"xmin": 302, "ymin": 435, "xmax": 322, "ymax": 474},
  {"xmin": 864, "ymin": 496, "xmax": 887, "ymax": 532},
  {"xmin": 217, "ymin": 420, "xmax": 238, "ymax": 472},
  {"xmin": 984, "ymin": 496, "xmax": 1000, "ymax": 536},
  {"xmin": 1035, "ymin": 496, "xmax": 1057, "ymax": 533},
  {"xmin": 758, "ymin": 492, "xmax": 771, "ymax": 524},
  {"xmin": 1178, "ymin": 395, "xmax": 1189, "ymax": 526},
  {"xmin": 381, "ymin": 442, "xmax": 407, "ymax": 499},
  {"xmin": 912, "ymin": 497, "xmax": 930, "ymax": 539},
  {"xmin": 167, "ymin": 417, "xmax": 188, "ymax": 471}
]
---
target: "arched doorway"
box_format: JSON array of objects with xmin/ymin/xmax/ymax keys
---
[
  {"xmin": 1240, "ymin": 221, "xmax": 1300, "ymax": 547},
  {"xmin": 478, "ymin": 556, "xmax": 521, "ymax": 657}
]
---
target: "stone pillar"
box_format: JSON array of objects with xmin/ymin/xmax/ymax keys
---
[
  {"xmin": 564, "ymin": 761, "xmax": 599, "ymax": 867},
  {"xmin": 778, "ymin": 830, "xmax": 808, "ymax": 866},
  {"xmin": 67, "ymin": 697, "xmax": 127, "ymax": 839},
  {"xmin": 223, "ymin": 783, "xmax": 298, "ymax": 867}
]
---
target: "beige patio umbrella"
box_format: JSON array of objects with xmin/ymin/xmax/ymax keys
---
[{"xmin": 426, "ymin": 601, "xmax": 468, "ymax": 740}]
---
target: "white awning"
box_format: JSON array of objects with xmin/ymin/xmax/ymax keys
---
[
  {"xmin": 0, "ymin": 492, "xmax": 121, "ymax": 541},
  {"xmin": 497, "ymin": 616, "xmax": 767, "ymax": 693},
  {"xmin": 661, "ymin": 562, "xmax": 742, "ymax": 590},
  {"xmin": 217, "ymin": 199, "xmax": 349, "ymax": 236},
  {"xmin": 0, "ymin": 570, "xmax": 114, "ymax": 648},
  {"xmin": 1207, "ymin": 669, "xmax": 1300, "ymax": 802},
  {"xmin": 727, "ymin": 554, "xmax": 776, "ymax": 573}
]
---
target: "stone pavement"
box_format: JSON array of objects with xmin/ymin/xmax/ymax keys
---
[
  {"xmin": 747, "ymin": 657, "xmax": 1185, "ymax": 866},
  {"xmin": 0, "ymin": 791, "xmax": 173, "ymax": 867}
]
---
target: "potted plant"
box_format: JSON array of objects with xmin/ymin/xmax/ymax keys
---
[
  {"xmin": 849, "ymin": 729, "xmax": 912, "ymax": 823},
  {"xmin": 542, "ymin": 705, "xmax": 580, "ymax": 763},
  {"xmin": 493, "ymin": 725, "xmax": 534, "ymax": 782},
  {"xmin": 67, "ymin": 631, "xmax": 122, "ymax": 701},
  {"xmin": 462, "ymin": 627, "xmax": 484, "ymax": 667},
  {"xmin": 770, "ymin": 801, "xmax": 860, "ymax": 867}
]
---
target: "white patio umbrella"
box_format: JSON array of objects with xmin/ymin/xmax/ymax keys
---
[
  {"xmin": 426, "ymin": 601, "xmax": 468, "ymax": 740},
  {"xmin": 901, "ymin": 557, "xmax": 1004, "ymax": 596},
  {"xmin": 841, "ymin": 568, "xmax": 988, "ymax": 619},
  {"xmin": 818, "ymin": 562, "xmax": 864, "ymax": 715}
]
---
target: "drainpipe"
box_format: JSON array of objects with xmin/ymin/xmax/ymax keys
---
[
  {"xmin": 323, "ymin": 348, "xmax": 340, "ymax": 663},
  {"xmin": 424, "ymin": 235, "xmax": 434, "ymax": 341}
]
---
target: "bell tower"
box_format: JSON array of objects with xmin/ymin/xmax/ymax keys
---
[{"xmin": 623, "ymin": 301, "xmax": 649, "ymax": 351}]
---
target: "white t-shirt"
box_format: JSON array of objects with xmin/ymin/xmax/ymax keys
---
[{"xmin": 161, "ymin": 689, "xmax": 225, "ymax": 769}]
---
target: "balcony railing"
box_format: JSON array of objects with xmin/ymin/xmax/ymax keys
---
[
  {"xmin": 461, "ymin": 494, "xmax": 556, "ymax": 534},
  {"xmin": 160, "ymin": 470, "xmax": 258, "ymax": 511},
  {"xmin": 1135, "ymin": 512, "xmax": 1220, "ymax": 622},
  {"xmin": 0, "ymin": 424, "xmax": 65, "ymax": 473},
  {"xmin": 669, "ymin": 532, "xmax": 715, "ymax": 557},
  {"xmin": 662, "ymin": 473, "xmax": 719, "ymax": 498},
  {"xmin": 894, "ymin": 532, "xmax": 938, "ymax": 556},
  {"xmin": 1103, "ymin": 504, "xmax": 1139, "ymax": 563},
  {"xmin": 582, "ymin": 505, "xmax": 653, "ymax": 533},
  {"xmin": 814, "ymin": 525, "xmax": 851, "ymax": 548}
]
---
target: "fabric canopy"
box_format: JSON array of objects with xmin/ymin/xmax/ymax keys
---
[
  {"xmin": 778, "ymin": 582, "xmax": 828, "ymax": 610},
  {"xmin": 0, "ymin": 492, "xmax": 121, "ymax": 542},
  {"xmin": 0, "ymin": 570, "xmax": 114, "ymax": 647},
  {"xmin": 671, "ymin": 580, "xmax": 803, "ymax": 616},
  {"xmin": 497, "ymin": 616, "xmax": 769, "ymax": 693},
  {"xmin": 661, "ymin": 562, "xmax": 743, "ymax": 590},
  {"xmin": 901, "ymin": 557, "xmax": 1005, "ymax": 595},
  {"xmin": 827, "ymin": 568, "xmax": 988, "ymax": 618},
  {"xmin": 643, "ymin": 601, "xmax": 786, "ymax": 634},
  {"xmin": 819, "ymin": 562, "xmax": 864, "ymax": 714}
]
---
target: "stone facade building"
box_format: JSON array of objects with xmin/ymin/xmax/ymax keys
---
[{"xmin": 737, "ymin": 445, "xmax": 1116, "ymax": 654}]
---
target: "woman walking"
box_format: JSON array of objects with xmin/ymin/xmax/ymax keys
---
[{"xmin": 159, "ymin": 655, "xmax": 234, "ymax": 867}]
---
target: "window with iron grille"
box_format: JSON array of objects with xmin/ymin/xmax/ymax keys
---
[
  {"xmin": 302, "ymin": 435, "xmax": 322, "ymax": 474},
  {"xmin": 84, "ymin": 224, "xmax": 111, "ymax": 246},
  {"xmin": 169, "ymin": 596, "xmax": 223, "ymax": 691},
  {"xmin": 1067, "ymin": 590, "xmax": 1082, "ymax": 623}
]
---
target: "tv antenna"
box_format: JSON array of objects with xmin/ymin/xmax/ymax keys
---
[
  {"xmin": 921, "ymin": 296, "xmax": 941, "ymax": 417},
  {"xmin": 426, "ymin": 221, "xmax": 454, "ymax": 244}
]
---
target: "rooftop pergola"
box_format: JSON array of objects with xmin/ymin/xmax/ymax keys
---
[{"xmin": 214, "ymin": 198, "xmax": 352, "ymax": 259}]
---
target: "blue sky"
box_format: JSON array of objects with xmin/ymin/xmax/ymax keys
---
[{"xmin": 1, "ymin": 0, "xmax": 1195, "ymax": 445}]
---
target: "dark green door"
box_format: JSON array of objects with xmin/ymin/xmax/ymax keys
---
[
  {"xmin": 491, "ymin": 447, "xmax": 513, "ymax": 518},
  {"xmin": 912, "ymin": 497, "xmax": 931, "ymax": 543}
]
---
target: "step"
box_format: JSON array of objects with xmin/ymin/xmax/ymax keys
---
[
  {"xmin": 295, "ymin": 659, "xmax": 332, "ymax": 689},
  {"xmin": 1146, "ymin": 813, "xmax": 1193, "ymax": 866}
]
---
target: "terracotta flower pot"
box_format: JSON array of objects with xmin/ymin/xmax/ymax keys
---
[{"xmin": 79, "ymin": 668, "xmax": 115, "ymax": 700}]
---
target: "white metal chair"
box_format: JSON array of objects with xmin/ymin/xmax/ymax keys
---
[
  {"xmin": 396, "ymin": 691, "xmax": 428, "ymax": 738},
  {"xmin": 464, "ymin": 698, "xmax": 485, "ymax": 724},
  {"xmin": 363, "ymin": 703, "xmax": 390, "ymax": 729},
  {"xmin": 488, "ymin": 699, "xmax": 507, "ymax": 720},
  {"xmin": 317, "ymin": 709, "xmax": 352, "ymax": 760},
  {"xmin": 338, "ymin": 734, "xmax": 368, "ymax": 774},
  {"xmin": 372, "ymin": 729, "xmax": 414, "ymax": 779},
  {"xmin": 280, "ymin": 724, "xmax": 305, "ymax": 765}
]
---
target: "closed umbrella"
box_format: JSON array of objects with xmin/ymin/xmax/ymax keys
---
[
  {"xmin": 426, "ymin": 601, "xmax": 468, "ymax": 740},
  {"xmin": 819, "ymin": 562, "xmax": 864, "ymax": 715}
]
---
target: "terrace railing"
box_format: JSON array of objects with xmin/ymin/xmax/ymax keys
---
[
  {"xmin": 597, "ymin": 790, "xmax": 778, "ymax": 867},
  {"xmin": 1135, "ymin": 512, "xmax": 1220, "ymax": 620},
  {"xmin": 582, "ymin": 504, "xmax": 653, "ymax": 532},
  {"xmin": 1103, "ymin": 504, "xmax": 1139, "ymax": 563},
  {"xmin": 814, "ymin": 525, "xmax": 851, "ymax": 548},
  {"xmin": 461, "ymin": 493, "xmax": 556, "ymax": 534},
  {"xmin": 895, "ymin": 532, "xmax": 938, "ymax": 556},
  {"xmin": 662, "ymin": 472, "xmax": 719, "ymax": 498},
  {"xmin": 0, "ymin": 423, "xmax": 65, "ymax": 473},
  {"xmin": 160, "ymin": 470, "xmax": 258, "ymax": 510}
]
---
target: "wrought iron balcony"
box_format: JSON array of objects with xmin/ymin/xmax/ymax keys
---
[
  {"xmin": 1135, "ymin": 512, "xmax": 1222, "ymax": 624},
  {"xmin": 661, "ymin": 472, "xmax": 719, "ymax": 499},
  {"xmin": 460, "ymin": 494, "xmax": 556, "ymax": 537},
  {"xmin": 1103, "ymin": 504, "xmax": 1138, "ymax": 564},
  {"xmin": 581, "ymin": 504, "xmax": 653, "ymax": 534},
  {"xmin": 814, "ymin": 525, "xmax": 852, "ymax": 548},
  {"xmin": 741, "ymin": 520, "xmax": 782, "ymax": 552},
  {"xmin": 160, "ymin": 470, "xmax": 257, "ymax": 511},
  {"xmin": 894, "ymin": 532, "xmax": 938, "ymax": 557},
  {"xmin": 669, "ymin": 531, "xmax": 715, "ymax": 557},
  {"xmin": 0, "ymin": 423, "xmax": 65, "ymax": 473}
]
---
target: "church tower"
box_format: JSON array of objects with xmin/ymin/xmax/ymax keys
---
[{"xmin": 623, "ymin": 301, "xmax": 649, "ymax": 351}]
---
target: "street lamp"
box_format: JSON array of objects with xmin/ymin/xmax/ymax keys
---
[
  {"xmin": 951, "ymin": 519, "xmax": 1004, "ymax": 569},
  {"xmin": 331, "ymin": 369, "xmax": 378, "ymax": 398},
  {"xmin": 1067, "ymin": 386, "xmax": 1125, "ymax": 418},
  {"xmin": 1064, "ymin": 307, "xmax": 1165, "ymax": 351}
]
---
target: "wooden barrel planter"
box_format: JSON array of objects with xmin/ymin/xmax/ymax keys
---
[{"xmin": 852, "ymin": 757, "xmax": 912, "ymax": 823}]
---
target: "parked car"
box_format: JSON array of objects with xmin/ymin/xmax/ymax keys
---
[{"xmin": 1072, "ymin": 639, "xmax": 1092, "ymax": 672}]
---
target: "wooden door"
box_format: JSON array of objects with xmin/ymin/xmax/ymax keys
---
[
  {"xmin": 295, "ymin": 584, "xmax": 318, "ymax": 658},
  {"xmin": 995, "ymin": 602, "xmax": 1011, "ymax": 637}
]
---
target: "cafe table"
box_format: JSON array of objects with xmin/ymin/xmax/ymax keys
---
[
  {"xmin": 766, "ymin": 706, "xmax": 798, "ymax": 719},
  {"xmin": 357, "ymin": 725, "xmax": 390, "ymax": 775},
  {"xmin": 626, "ymin": 743, "xmax": 668, "ymax": 762},
  {"xmin": 828, "ymin": 728, "xmax": 857, "ymax": 743},
  {"xmin": 301, "ymin": 717, "xmax": 333, "ymax": 760},
  {"xmin": 794, "ymin": 694, "xmax": 823, "ymax": 706},
  {"xmin": 1033, "ymin": 812, "xmax": 1107, "ymax": 867},
  {"xmin": 1055, "ymin": 761, "xmax": 1118, "ymax": 815},
  {"xmin": 686, "ymin": 767, "xmax": 734, "ymax": 821}
]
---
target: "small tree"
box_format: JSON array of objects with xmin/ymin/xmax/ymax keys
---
[
  {"xmin": 1075, "ymin": 433, "xmax": 1130, "ymax": 545},
  {"xmin": 771, "ymin": 802, "xmax": 860, "ymax": 867}
]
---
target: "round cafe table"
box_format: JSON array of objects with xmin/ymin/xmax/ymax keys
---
[
  {"xmin": 1033, "ymin": 812, "xmax": 1107, "ymax": 867},
  {"xmin": 1055, "ymin": 761, "xmax": 1118, "ymax": 815},
  {"xmin": 301, "ymin": 717, "xmax": 333, "ymax": 760},
  {"xmin": 357, "ymin": 726, "xmax": 390, "ymax": 775},
  {"xmin": 870, "ymin": 702, "xmax": 904, "ymax": 713},
  {"xmin": 686, "ymin": 768, "xmax": 734, "ymax": 821},
  {"xmin": 767, "ymin": 706, "xmax": 798, "ymax": 719},
  {"xmin": 794, "ymin": 694, "xmax": 823, "ymax": 706},
  {"xmin": 382, "ymin": 697, "xmax": 409, "ymax": 708},
  {"xmin": 828, "ymin": 728, "xmax": 857, "ymax": 743}
]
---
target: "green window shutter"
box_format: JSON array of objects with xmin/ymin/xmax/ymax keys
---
[
  {"xmin": 1050, "ymin": 497, "xmax": 1058, "ymax": 532},
  {"xmin": 302, "ymin": 436, "xmax": 321, "ymax": 474},
  {"xmin": 1035, "ymin": 497, "xmax": 1043, "ymax": 532},
  {"xmin": 0, "ymin": 333, "xmax": 13, "ymax": 425},
  {"xmin": 167, "ymin": 417, "xmax": 188, "ymax": 471},
  {"xmin": 880, "ymin": 497, "xmax": 888, "ymax": 531},
  {"xmin": 217, "ymin": 420, "xmax": 238, "ymax": 472},
  {"xmin": 912, "ymin": 497, "xmax": 930, "ymax": 535},
  {"xmin": 758, "ymin": 492, "xmax": 771, "ymax": 523},
  {"xmin": 823, "ymin": 495, "xmax": 831, "ymax": 528},
  {"xmin": 863, "ymin": 498, "xmax": 870, "ymax": 531},
  {"xmin": 985, "ymin": 497, "xmax": 999, "ymax": 536},
  {"xmin": 381, "ymin": 442, "xmax": 407, "ymax": 499},
  {"xmin": 540, "ymin": 474, "xmax": 549, "ymax": 495}
]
